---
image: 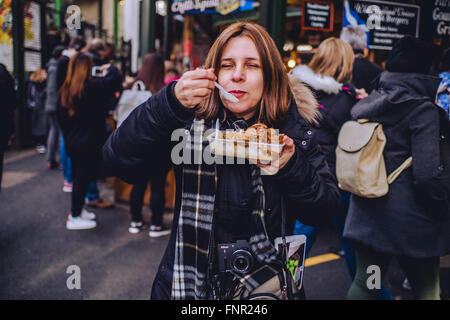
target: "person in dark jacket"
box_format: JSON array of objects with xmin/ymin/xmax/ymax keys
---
[
  {"xmin": 344, "ymin": 36, "xmax": 450, "ymax": 300},
  {"xmin": 103, "ymin": 22, "xmax": 339, "ymax": 300},
  {"xmin": 57, "ymin": 36, "xmax": 86, "ymax": 89},
  {"xmin": 57, "ymin": 36, "xmax": 116, "ymax": 207},
  {"xmin": 85, "ymin": 38, "xmax": 106, "ymax": 66},
  {"xmin": 0, "ymin": 63, "xmax": 17, "ymax": 191},
  {"xmin": 290, "ymin": 38, "xmax": 393, "ymax": 300},
  {"xmin": 291, "ymin": 38, "xmax": 358, "ymax": 178},
  {"xmin": 340, "ymin": 26, "xmax": 382, "ymax": 94},
  {"xmin": 27, "ymin": 68, "xmax": 48, "ymax": 154},
  {"xmin": 45, "ymin": 45, "xmax": 65, "ymax": 169},
  {"xmin": 124, "ymin": 53, "xmax": 172, "ymax": 236},
  {"xmin": 58, "ymin": 53, "xmax": 122, "ymax": 230}
]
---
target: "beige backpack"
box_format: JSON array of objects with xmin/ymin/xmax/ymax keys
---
[{"xmin": 336, "ymin": 119, "xmax": 412, "ymax": 198}]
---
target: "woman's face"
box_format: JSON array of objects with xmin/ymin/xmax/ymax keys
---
[{"xmin": 218, "ymin": 36, "xmax": 264, "ymax": 120}]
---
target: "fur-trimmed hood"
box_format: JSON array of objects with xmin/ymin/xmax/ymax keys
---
[
  {"xmin": 290, "ymin": 65, "xmax": 342, "ymax": 95},
  {"xmin": 288, "ymin": 72, "xmax": 320, "ymax": 125}
]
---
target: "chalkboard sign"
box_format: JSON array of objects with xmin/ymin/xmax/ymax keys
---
[
  {"xmin": 430, "ymin": 0, "xmax": 450, "ymax": 37},
  {"xmin": 344, "ymin": 0, "xmax": 420, "ymax": 50},
  {"xmin": 302, "ymin": 1, "xmax": 334, "ymax": 32}
]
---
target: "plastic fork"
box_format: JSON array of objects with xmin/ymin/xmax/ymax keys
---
[{"xmin": 214, "ymin": 82, "xmax": 239, "ymax": 103}]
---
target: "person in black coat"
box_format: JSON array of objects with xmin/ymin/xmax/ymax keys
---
[
  {"xmin": 58, "ymin": 53, "xmax": 122, "ymax": 230},
  {"xmin": 103, "ymin": 22, "xmax": 339, "ymax": 300},
  {"xmin": 27, "ymin": 68, "xmax": 48, "ymax": 153},
  {"xmin": 0, "ymin": 64, "xmax": 17, "ymax": 191},
  {"xmin": 289, "ymin": 38, "xmax": 394, "ymax": 300},
  {"xmin": 344, "ymin": 36, "xmax": 450, "ymax": 300},
  {"xmin": 291, "ymin": 38, "xmax": 358, "ymax": 178}
]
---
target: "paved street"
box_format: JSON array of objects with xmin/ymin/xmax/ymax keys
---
[{"xmin": 0, "ymin": 148, "xmax": 448, "ymax": 300}]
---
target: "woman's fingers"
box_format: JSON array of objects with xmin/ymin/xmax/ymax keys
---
[
  {"xmin": 191, "ymin": 88, "xmax": 213, "ymax": 97},
  {"xmin": 174, "ymin": 68, "xmax": 217, "ymax": 108},
  {"xmin": 190, "ymin": 68, "xmax": 216, "ymax": 81},
  {"xmin": 186, "ymin": 79, "xmax": 215, "ymax": 90}
]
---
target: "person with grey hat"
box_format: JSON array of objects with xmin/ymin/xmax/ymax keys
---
[{"xmin": 343, "ymin": 36, "xmax": 450, "ymax": 300}]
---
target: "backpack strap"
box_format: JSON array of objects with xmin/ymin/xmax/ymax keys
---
[{"xmin": 387, "ymin": 156, "xmax": 412, "ymax": 184}]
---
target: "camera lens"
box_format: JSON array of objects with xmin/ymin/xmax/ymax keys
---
[{"xmin": 231, "ymin": 249, "xmax": 253, "ymax": 273}]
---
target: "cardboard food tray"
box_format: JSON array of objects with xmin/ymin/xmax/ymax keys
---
[{"xmin": 208, "ymin": 134, "xmax": 285, "ymax": 162}]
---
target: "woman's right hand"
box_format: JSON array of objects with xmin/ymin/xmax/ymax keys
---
[{"xmin": 174, "ymin": 68, "xmax": 217, "ymax": 109}]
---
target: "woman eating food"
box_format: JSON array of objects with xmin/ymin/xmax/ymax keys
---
[{"xmin": 103, "ymin": 22, "xmax": 339, "ymax": 300}]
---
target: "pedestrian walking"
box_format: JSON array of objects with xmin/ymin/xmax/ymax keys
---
[
  {"xmin": 58, "ymin": 53, "xmax": 122, "ymax": 230},
  {"xmin": 57, "ymin": 36, "xmax": 86, "ymax": 192},
  {"xmin": 57, "ymin": 36, "xmax": 115, "ymax": 207},
  {"xmin": 85, "ymin": 38, "xmax": 106, "ymax": 66},
  {"xmin": 340, "ymin": 26, "xmax": 382, "ymax": 94},
  {"xmin": 103, "ymin": 22, "xmax": 339, "ymax": 300},
  {"xmin": 45, "ymin": 45, "xmax": 65, "ymax": 169},
  {"xmin": 0, "ymin": 63, "xmax": 17, "ymax": 192},
  {"xmin": 123, "ymin": 53, "xmax": 172, "ymax": 236},
  {"xmin": 289, "ymin": 37, "xmax": 356, "ymax": 255},
  {"xmin": 27, "ymin": 68, "xmax": 48, "ymax": 154},
  {"xmin": 344, "ymin": 36, "xmax": 450, "ymax": 300},
  {"xmin": 290, "ymin": 37, "xmax": 393, "ymax": 299}
]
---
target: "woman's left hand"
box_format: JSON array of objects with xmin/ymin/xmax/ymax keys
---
[{"xmin": 256, "ymin": 135, "xmax": 296, "ymax": 175}]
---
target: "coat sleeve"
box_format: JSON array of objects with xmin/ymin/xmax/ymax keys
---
[
  {"xmin": 264, "ymin": 123, "xmax": 340, "ymax": 227},
  {"xmin": 102, "ymin": 81, "xmax": 195, "ymax": 183},
  {"xmin": 0, "ymin": 65, "xmax": 17, "ymax": 144},
  {"xmin": 409, "ymin": 102, "xmax": 448, "ymax": 214}
]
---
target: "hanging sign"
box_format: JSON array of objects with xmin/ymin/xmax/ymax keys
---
[
  {"xmin": 431, "ymin": 0, "xmax": 450, "ymax": 37},
  {"xmin": 343, "ymin": 0, "xmax": 420, "ymax": 50},
  {"xmin": 302, "ymin": 1, "xmax": 334, "ymax": 32}
]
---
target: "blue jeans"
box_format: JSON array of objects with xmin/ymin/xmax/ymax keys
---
[
  {"xmin": 59, "ymin": 134, "xmax": 99, "ymax": 201},
  {"xmin": 293, "ymin": 220, "xmax": 317, "ymax": 258},
  {"xmin": 59, "ymin": 134, "xmax": 72, "ymax": 183}
]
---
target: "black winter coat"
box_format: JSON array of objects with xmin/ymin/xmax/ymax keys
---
[
  {"xmin": 343, "ymin": 71, "xmax": 450, "ymax": 258},
  {"xmin": 352, "ymin": 57, "xmax": 382, "ymax": 94},
  {"xmin": 0, "ymin": 64, "xmax": 16, "ymax": 147},
  {"xmin": 102, "ymin": 82, "xmax": 339, "ymax": 299},
  {"xmin": 27, "ymin": 81, "xmax": 48, "ymax": 137},
  {"xmin": 57, "ymin": 66, "xmax": 122, "ymax": 156},
  {"xmin": 290, "ymin": 65, "xmax": 358, "ymax": 177}
]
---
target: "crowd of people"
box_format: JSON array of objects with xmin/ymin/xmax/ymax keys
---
[{"xmin": 1, "ymin": 22, "xmax": 449, "ymax": 300}]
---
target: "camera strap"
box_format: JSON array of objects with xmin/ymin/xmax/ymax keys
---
[
  {"xmin": 280, "ymin": 197, "xmax": 294, "ymax": 300},
  {"xmin": 206, "ymin": 209, "xmax": 216, "ymax": 299}
]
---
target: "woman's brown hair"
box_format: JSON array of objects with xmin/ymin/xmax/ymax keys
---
[
  {"xmin": 308, "ymin": 37, "xmax": 354, "ymax": 83},
  {"xmin": 29, "ymin": 68, "xmax": 47, "ymax": 83},
  {"xmin": 59, "ymin": 53, "xmax": 93, "ymax": 116},
  {"xmin": 198, "ymin": 22, "xmax": 292, "ymax": 127},
  {"xmin": 127, "ymin": 53, "xmax": 165, "ymax": 94}
]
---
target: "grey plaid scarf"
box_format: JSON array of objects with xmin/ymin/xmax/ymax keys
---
[{"xmin": 171, "ymin": 118, "xmax": 282, "ymax": 300}]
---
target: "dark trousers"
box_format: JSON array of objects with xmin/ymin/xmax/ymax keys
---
[
  {"xmin": 46, "ymin": 113, "xmax": 60, "ymax": 163},
  {"xmin": 130, "ymin": 168, "xmax": 169, "ymax": 225},
  {"xmin": 70, "ymin": 151, "xmax": 100, "ymax": 217}
]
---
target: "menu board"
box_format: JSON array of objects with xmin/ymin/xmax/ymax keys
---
[
  {"xmin": 430, "ymin": 0, "xmax": 450, "ymax": 37},
  {"xmin": 344, "ymin": 0, "xmax": 420, "ymax": 50},
  {"xmin": 302, "ymin": 1, "xmax": 334, "ymax": 32}
]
